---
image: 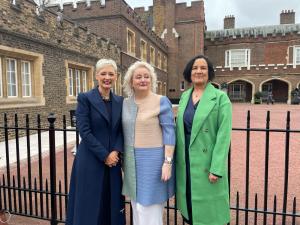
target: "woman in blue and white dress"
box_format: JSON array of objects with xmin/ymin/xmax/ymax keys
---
[{"xmin": 122, "ymin": 61, "xmax": 176, "ymax": 225}]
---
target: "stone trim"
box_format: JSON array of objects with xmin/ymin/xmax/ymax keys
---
[{"xmin": 0, "ymin": 45, "xmax": 45, "ymax": 109}]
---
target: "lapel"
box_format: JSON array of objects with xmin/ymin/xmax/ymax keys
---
[
  {"xmin": 88, "ymin": 87, "xmax": 110, "ymax": 123},
  {"xmin": 111, "ymin": 92, "xmax": 122, "ymax": 128},
  {"xmin": 189, "ymin": 83, "xmax": 217, "ymax": 147},
  {"xmin": 177, "ymin": 88, "xmax": 192, "ymax": 145}
]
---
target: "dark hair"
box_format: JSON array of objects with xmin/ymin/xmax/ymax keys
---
[{"xmin": 183, "ymin": 55, "xmax": 215, "ymax": 83}]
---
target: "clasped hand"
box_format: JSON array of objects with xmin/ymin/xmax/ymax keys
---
[{"xmin": 105, "ymin": 150, "xmax": 119, "ymax": 167}]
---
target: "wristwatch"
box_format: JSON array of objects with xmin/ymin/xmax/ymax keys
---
[{"xmin": 164, "ymin": 156, "xmax": 173, "ymax": 164}]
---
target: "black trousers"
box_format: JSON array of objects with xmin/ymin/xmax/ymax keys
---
[{"xmin": 183, "ymin": 134, "xmax": 193, "ymax": 225}]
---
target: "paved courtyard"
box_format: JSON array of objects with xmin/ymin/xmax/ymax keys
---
[{"xmin": 1, "ymin": 103, "xmax": 299, "ymax": 224}]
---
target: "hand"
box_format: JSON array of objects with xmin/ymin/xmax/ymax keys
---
[
  {"xmin": 105, "ymin": 151, "xmax": 119, "ymax": 167},
  {"xmin": 208, "ymin": 173, "xmax": 218, "ymax": 183},
  {"xmin": 161, "ymin": 163, "xmax": 172, "ymax": 182}
]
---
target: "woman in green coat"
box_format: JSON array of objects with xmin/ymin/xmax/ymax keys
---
[{"xmin": 176, "ymin": 55, "xmax": 232, "ymax": 225}]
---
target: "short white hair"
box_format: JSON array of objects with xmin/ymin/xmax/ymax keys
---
[
  {"xmin": 95, "ymin": 58, "xmax": 117, "ymax": 73},
  {"xmin": 123, "ymin": 61, "xmax": 157, "ymax": 97}
]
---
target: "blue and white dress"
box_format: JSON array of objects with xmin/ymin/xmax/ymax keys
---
[{"xmin": 122, "ymin": 93, "xmax": 176, "ymax": 206}]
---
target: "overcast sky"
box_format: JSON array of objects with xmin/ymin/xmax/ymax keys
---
[{"xmin": 125, "ymin": 0, "xmax": 300, "ymax": 30}]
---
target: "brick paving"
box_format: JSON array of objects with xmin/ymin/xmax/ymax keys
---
[{"xmin": 1, "ymin": 103, "xmax": 300, "ymax": 224}]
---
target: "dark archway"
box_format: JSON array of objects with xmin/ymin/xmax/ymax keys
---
[
  {"xmin": 261, "ymin": 79, "xmax": 289, "ymax": 103},
  {"xmin": 228, "ymin": 80, "xmax": 253, "ymax": 102}
]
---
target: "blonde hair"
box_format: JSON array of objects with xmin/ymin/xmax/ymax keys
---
[
  {"xmin": 95, "ymin": 58, "xmax": 117, "ymax": 73},
  {"xmin": 123, "ymin": 61, "xmax": 157, "ymax": 97}
]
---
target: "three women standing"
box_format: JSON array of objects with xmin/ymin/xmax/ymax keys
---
[
  {"xmin": 66, "ymin": 59, "xmax": 125, "ymax": 225},
  {"xmin": 176, "ymin": 55, "xmax": 232, "ymax": 225},
  {"xmin": 122, "ymin": 61, "xmax": 176, "ymax": 225}
]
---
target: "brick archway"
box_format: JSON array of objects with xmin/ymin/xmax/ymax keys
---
[
  {"xmin": 260, "ymin": 78, "xmax": 291, "ymax": 104},
  {"xmin": 227, "ymin": 79, "xmax": 254, "ymax": 103}
]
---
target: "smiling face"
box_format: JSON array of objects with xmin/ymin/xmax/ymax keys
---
[
  {"xmin": 191, "ymin": 58, "xmax": 209, "ymax": 87},
  {"xmin": 95, "ymin": 65, "xmax": 117, "ymax": 91},
  {"xmin": 132, "ymin": 66, "xmax": 151, "ymax": 93}
]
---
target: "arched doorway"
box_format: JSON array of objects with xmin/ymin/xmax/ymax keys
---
[
  {"xmin": 260, "ymin": 79, "xmax": 289, "ymax": 103},
  {"xmin": 227, "ymin": 79, "xmax": 254, "ymax": 102}
]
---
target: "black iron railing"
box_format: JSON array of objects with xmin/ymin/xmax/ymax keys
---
[{"xmin": 0, "ymin": 111, "xmax": 299, "ymax": 224}]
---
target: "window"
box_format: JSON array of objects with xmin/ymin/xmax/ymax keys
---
[
  {"xmin": 21, "ymin": 61, "xmax": 32, "ymax": 97},
  {"xmin": 75, "ymin": 69, "xmax": 81, "ymax": 96},
  {"xmin": 127, "ymin": 28, "xmax": 136, "ymax": 56},
  {"xmin": 65, "ymin": 60, "xmax": 94, "ymax": 103},
  {"xmin": 68, "ymin": 68, "xmax": 88, "ymax": 97},
  {"xmin": 68, "ymin": 68, "xmax": 73, "ymax": 96},
  {"xmin": 140, "ymin": 39, "xmax": 147, "ymax": 61},
  {"xmin": 157, "ymin": 52, "xmax": 162, "ymax": 69},
  {"xmin": 225, "ymin": 49, "xmax": 251, "ymax": 68},
  {"xmin": 163, "ymin": 82, "xmax": 167, "ymax": 95},
  {"xmin": 150, "ymin": 46, "xmax": 155, "ymax": 65},
  {"xmin": 262, "ymin": 83, "xmax": 272, "ymax": 93},
  {"xmin": 0, "ymin": 45, "xmax": 45, "ymax": 109},
  {"xmin": 6, "ymin": 58, "xmax": 18, "ymax": 97},
  {"xmin": 162, "ymin": 56, "xmax": 167, "ymax": 71},
  {"xmin": 82, "ymin": 71, "xmax": 87, "ymax": 92},
  {"xmin": 293, "ymin": 46, "xmax": 300, "ymax": 65},
  {"xmin": 0, "ymin": 59, "xmax": 2, "ymax": 97},
  {"xmin": 229, "ymin": 83, "xmax": 244, "ymax": 100},
  {"xmin": 157, "ymin": 81, "xmax": 162, "ymax": 95}
]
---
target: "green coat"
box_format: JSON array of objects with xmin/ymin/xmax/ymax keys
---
[{"xmin": 176, "ymin": 83, "xmax": 232, "ymax": 225}]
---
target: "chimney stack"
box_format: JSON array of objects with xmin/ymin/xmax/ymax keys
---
[
  {"xmin": 280, "ymin": 10, "xmax": 295, "ymax": 24},
  {"xmin": 224, "ymin": 15, "xmax": 235, "ymax": 29}
]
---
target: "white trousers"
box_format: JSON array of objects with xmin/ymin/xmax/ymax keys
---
[{"xmin": 131, "ymin": 200, "xmax": 164, "ymax": 225}]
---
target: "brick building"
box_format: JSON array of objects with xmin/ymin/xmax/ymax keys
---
[
  {"xmin": 48, "ymin": 0, "xmax": 206, "ymax": 101},
  {"xmin": 0, "ymin": 0, "xmax": 120, "ymax": 129},
  {"xmin": 205, "ymin": 10, "xmax": 300, "ymax": 104}
]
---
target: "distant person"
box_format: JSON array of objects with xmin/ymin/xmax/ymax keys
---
[{"xmin": 267, "ymin": 89, "xmax": 274, "ymax": 105}]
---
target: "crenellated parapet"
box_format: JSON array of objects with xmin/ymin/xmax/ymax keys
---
[
  {"xmin": 175, "ymin": 0, "xmax": 204, "ymax": 23},
  {"xmin": 214, "ymin": 63, "xmax": 300, "ymax": 75},
  {"xmin": 205, "ymin": 23, "xmax": 300, "ymax": 42},
  {"xmin": 47, "ymin": 0, "xmax": 168, "ymax": 50},
  {"xmin": 1, "ymin": 0, "xmax": 120, "ymax": 62}
]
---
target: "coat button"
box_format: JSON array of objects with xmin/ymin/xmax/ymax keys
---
[
  {"xmin": 203, "ymin": 148, "xmax": 207, "ymax": 153},
  {"xmin": 204, "ymin": 168, "xmax": 209, "ymax": 173},
  {"xmin": 203, "ymin": 128, "xmax": 209, "ymax": 132}
]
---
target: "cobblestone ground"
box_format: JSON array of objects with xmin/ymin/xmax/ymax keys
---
[{"xmin": 2, "ymin": 103, "xmax": 300, "ymax": 225}]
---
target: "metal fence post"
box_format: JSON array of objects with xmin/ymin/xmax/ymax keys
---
[{"xmin": 48, "ymin": 113, "xmax": 57, "ymax": 225}]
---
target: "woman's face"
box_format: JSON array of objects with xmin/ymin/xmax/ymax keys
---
[
  {"xmin": 191, "ymin": 58, "xmax": 209, "ymax": 86},
  {"xmin": 96, "ymin": 65, "xmax": 117, "ymax": 90},
  {"xmin": 132, "ymin": 67, "xmax": 151, "ymax": 93}
]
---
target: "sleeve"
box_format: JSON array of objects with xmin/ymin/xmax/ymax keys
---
[
  {"xmin": 209, "ymin": 93, "xmax": 232, "ymax": 177},
  {"xmin": 159, "ymin": 96, "xmax": 176, "ymax": 146},
  {"xmin": 76, "ymin": 93, "xmax": 110, "ymax": 162}
]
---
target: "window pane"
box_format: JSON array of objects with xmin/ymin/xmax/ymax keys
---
[
  {"xmin": 22, "ymin": 61, "xmax": 31, "ymax": 97},
  {"xmin": 75, "ymin": 70, "xmax": 81, "ymax": 96},
  {"xmin": 82, "ymin": 71, "xmax": 87, "ymax": 92},
  {"xmin": 69, "ymin": 68, "xmax": 73, "ymax": 96},
  {"xmin": 6, "ymin": 59, "xmax": 17, "ymax": 97},
  {"xmin": 296, "ymin": 48, "xmax": 300, "ymax": 64},
  {"xmin": 231, "ymin": 50, "xmax": 246, "ymax": 67}
]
